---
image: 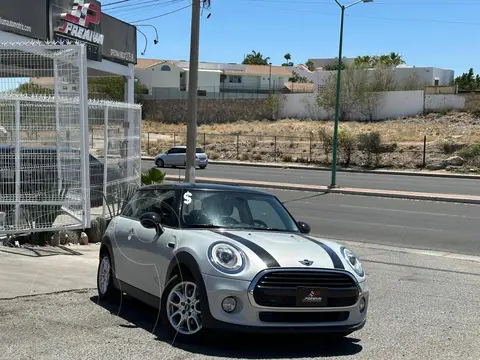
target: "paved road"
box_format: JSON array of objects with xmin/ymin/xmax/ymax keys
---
[
  {"xmin": 1, "ymin": 245, "xmax": 478, "ymax": 360},
  {"xmin": 142, "ymin": 161, "xmax": 480, "ymax": 196},
  {"xmin": 271, "ymin": 190, "xmax": 480, "ymax": 256}
]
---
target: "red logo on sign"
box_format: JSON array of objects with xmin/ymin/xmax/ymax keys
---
[{"xmin": 61, "ymin": 1, "xmax": 101, "ymax": 29}]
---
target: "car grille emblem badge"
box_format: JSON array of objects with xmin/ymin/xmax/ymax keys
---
[{"xmin": 299, "ymin": 259, "xmax": 314, "ymax": 266}]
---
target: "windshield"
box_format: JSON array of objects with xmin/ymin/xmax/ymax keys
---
[{"xmin": 180, "ymin": 190, "xmax": 300, "ymax": 232}]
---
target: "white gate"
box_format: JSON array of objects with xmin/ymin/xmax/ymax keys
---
[{"xmin": 0, "ymin": 42, "xmax": 89, "ymax": 233}]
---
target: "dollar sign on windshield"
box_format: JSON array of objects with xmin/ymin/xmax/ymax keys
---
[{"xmin": 183, "ymin": 191, "xmax": 192, "ymax": 205}]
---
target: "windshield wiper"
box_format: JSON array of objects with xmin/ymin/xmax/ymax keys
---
[{"xmin": 185, "ymin": 224, "xmax": 224, "ymax": 229}]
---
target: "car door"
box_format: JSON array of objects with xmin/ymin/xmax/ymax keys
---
[
  {"xmin": 132, "ymin": 188, "xmax": 180, "ymax": 297},
  {"xmin": 112, "ymin": 190, "xmax": 153, "ymax": 290},
  {"xmin": 176, "ymin": 147, "xmax": 187, "ymax": 166},
  {"xmin": 161, "ymin": 148, "xmax": 175, "ymax": 166}
]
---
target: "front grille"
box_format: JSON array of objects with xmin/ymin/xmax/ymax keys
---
[
  {"xmin": 252, "ymin": 270, "xmax": 359, "ymax": 308},
  {"xmin": 259, "ymin": 311, "xmax": 349, "ymax": 323}
]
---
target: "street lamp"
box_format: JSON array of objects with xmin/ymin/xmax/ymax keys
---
[{"xmin": 330, "ymin": 0, "xmax": 373, "ymax": 188}]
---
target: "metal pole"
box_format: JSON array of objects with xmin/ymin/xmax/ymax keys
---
[
  {"xmin": 185, "ymin": 0, "xmax": 201, "ymax": 183},
  {"xmin": 423, "ymin": 135, "xmax": 427, "ymax": 168},
  {"xmin": 53, "ymin": 59, "xmax": 62, "ymax": 194},
  {"xmin": 80, "ymin": 45, "xmax": 91, "ymax": 227},
  {"xmin": 14, "ymin": 100, "xmax": 20, "ymax": 229},
  {"xmin": 269, "ymin": 63, "xmax": 272, "ymax": 93},
  {"xmin": 147, "ymin": 132, "xmax": 150, "ymax": 154},
  {"xmin": 102, "ymin": 106, "xmax": 109, "ymax": 217},
  {"xmin": 330, "ymin": 5, "xmax": 345, "ymax": 188}
]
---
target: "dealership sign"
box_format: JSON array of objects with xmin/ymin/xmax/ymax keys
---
[
  {"xmin": 0, "ymin": 0, "xmax": 137, "ymax": 65},
  {"xmin": 51, "ymin": 0, "xmax": 103, "ymax": 61},
  {"xmin": 0, "ymin": 0, "xmax": 49, "ymax": 40},
  {"xmin": 57, "ymin": 2, "xmax": 104, "ymax": 45}
]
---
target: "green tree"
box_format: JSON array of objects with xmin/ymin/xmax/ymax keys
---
[
  {"xmin": 242, "ymin": 50, "xmax": 270, "ymax": 65},
  {"xmin": 16, "ymin": 83, "xmax": 53, "ymax": 96},
  {"xmin": 454, "ymin": 68, "xmax": 480, "ymax": 91},
  {"xmin": 282, "ymin": 53, "xmax": 293, "ymax": 67},
  {"xmin": 16, "ymin": 77, "xmax": 148, "ymax": 104},
  {"xmin": 354, "ymin": 52, "xmax": 405, "ymax": 68},
  {"xmin": 88, "ymin": 77, "xmax": 147, "ymax": 103},
  {"xmin": 289, "ymin": 70, "xmax": 308, "ymax": 84},
  {"xmin": 305, "ymin": 60, "xmax": 315, "ymax": 71},
  {"xmin": 324, "ymin": 62, "xmax": 346, "ymax": 71}
]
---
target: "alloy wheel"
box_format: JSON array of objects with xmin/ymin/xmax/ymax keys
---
[{"xmin": 166, "ymin": 281, "xmax": 203, "ymax": 335}]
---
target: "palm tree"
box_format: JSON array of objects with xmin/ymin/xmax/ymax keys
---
[
  {"xmin": 242, "ymin": 50, "xmax": 270, "ymax": 65},
  {"xmin": 387, "ymin": 52, "xmax": 405, "ymax": 66},
  {"xmin": 282, "ymin": 53, "xmax": 293, "ymax": 66}
]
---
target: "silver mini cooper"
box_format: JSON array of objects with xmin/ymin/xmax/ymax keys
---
[{"xmin": 96, "ymin": 183, "xmax": 369, "ymax": 341}]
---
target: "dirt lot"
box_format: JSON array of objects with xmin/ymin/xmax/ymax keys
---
[{"xmin": 141, "ymin": 110, "xmax": 480, "ymax": 171}]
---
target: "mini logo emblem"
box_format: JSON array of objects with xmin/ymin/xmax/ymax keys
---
[{"xmin": 299, "ymin": 259, "xmax": 314, "ymax": 266}]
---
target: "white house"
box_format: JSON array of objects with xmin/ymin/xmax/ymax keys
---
[
  {"xmin": 135, "ymin": 60, "xmax": 222, "ymax": 99},
  {"xmin": 313, "ymin": 65, "xmax": 454, "ymax": 90},
  {"xmin": 135, "ymin": 59, "xmax": 294, "ymax": 99}
]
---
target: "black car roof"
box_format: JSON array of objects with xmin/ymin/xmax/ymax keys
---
[{"xmin": 140, "ymin": 182, "xmax": 272, "ymax": 196}]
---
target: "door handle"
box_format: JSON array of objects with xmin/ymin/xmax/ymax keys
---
[
  {"xmin": 127, "ymin": 229, "xmax": 135, "ymax": 241},
  {"xmin": 167, "ymin": 242, "xmax": 175, "ymax": 249}
]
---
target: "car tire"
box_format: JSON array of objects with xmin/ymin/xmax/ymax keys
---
[
  {"xmin": 155, "ymin": 159, "xmax": 164, "ymax": 168},
  {"xmin": 160, "ymin": 273, "xmax": 207, "ymax": 343},
  {"xmin": 97, "ymin": 250, "xmax": 120, "ymax": 302},
  {"xmin": 199, "ymin": 165, "xmax": 206, "ymax": 169}
]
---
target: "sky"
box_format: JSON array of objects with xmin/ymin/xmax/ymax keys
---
[{"xmin": 106, "ymin": 0, "xmax": 479, "ymax": 76}]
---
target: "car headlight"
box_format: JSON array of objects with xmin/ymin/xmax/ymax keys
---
[
  {"xmin": 341, "ymin": 247, "xmax": 365, "ymax": 277},
  {"xmin": 208, "ymin": 242, "xmax": 246, "ymax": 274}
]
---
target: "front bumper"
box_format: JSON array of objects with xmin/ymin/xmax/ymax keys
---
[
  {"xmin": 195, "ymin": 158, "xmax": 208, "ymax": 166},
  {"xmin": 201, "ymin": 272, "xmax": 369, "ymax": 333}
]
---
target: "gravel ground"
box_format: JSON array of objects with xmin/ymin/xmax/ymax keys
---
[{"xmin": 1, "ymin": 247, "xmax": 479, "ymax": 360}]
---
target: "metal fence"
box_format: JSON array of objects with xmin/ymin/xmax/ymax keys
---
[
  {"xmin": 149, "ymin": 84, "xmax": 313, "ymax": 100},
  {"xmin": 0, "ymin": 42, "xmax": 142, "ymax": 235},
  {"xmin": 88, "ymin": 101, "xmax": 142, "ymax": 218},
  {"xmin": 0, "ymin": 42, "xmax": 88, "ymax": 233},
  {"xmin": 143, "ymin": 132, "xmax": 446, "ymax": 170}
]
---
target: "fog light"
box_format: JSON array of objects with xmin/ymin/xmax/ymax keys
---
[
  {"xmin": 359, "ymin": 297, "xmax": 366, "ymax": 312},
  {"xmin": 221, "ymin": 297, "xmax": 237, "ymax": 313}
]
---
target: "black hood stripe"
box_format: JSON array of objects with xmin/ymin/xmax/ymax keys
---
[
  {"xmin": 297, "ymin": 234, "xmax": 345, "ymax": 269},
  {"xmin": 210, "ymin": 230, "xmax": 280, "ymax": 268}
]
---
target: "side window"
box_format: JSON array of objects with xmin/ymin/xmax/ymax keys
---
[
  {"xmin": 131, "ymin": 189, "xmax": 179, "ymax": 228},
  {"xmin": 121, "ymin": 191, "xmax": 148, "ymax": 218},
  {"xmin": 167, "ymin": 148, "xmax": 176, "ymax": 154},
  {"xmin": 178, "ymin": 148, "xmax": 186, "ymax": 154},
  {"xmin": 248, "ymin": 199, "xmax": 283, "ymax": 228}
]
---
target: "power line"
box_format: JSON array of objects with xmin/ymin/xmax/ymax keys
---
[
  {"xmin": 236, "ymin": 0, "xmax": 480, "ymax": 25},
  {"xmin": 107, "ymin": 0, "xmax": 182, "ymax": 11},
  {"xmin": 106, "ymin": 0, "xmax": 184, "ymax": 18},
  {"xmin": 103, "ymin": 0, "xmax": 131, "ymax": 7},
  {"xmin": 237, "ymin": 0, "xmax": 480, "ymax": 4},
  {"xmin": 131, "ymin": 4, "xmax": 192, "ymax": 23}
]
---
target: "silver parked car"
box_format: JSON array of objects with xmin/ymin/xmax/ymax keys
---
[
  {"xmin": 96, "ymin": 183, "xmax": 369, "ymax": 341},
  {"xmin": 154, "ymin": 146, "xmax": 208, "ymax": 169}
]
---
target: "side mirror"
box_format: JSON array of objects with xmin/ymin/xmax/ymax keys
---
[
  {"xmin": 297, "ymin": 221, "xmax": 311, "ymax": 234},
  {"xmin": 140, "ymin": 212, "xmax": 164, "ymax": 235}
]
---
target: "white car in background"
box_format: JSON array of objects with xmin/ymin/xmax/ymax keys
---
[{"xmin": 154, "ymin": 146, "xmax": 208, "ymax": 169}]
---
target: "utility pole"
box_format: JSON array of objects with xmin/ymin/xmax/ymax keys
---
[
  {"xmin": 330, "ymin": 0, "xmax": 373, "ymax": 188},
  {"xmin": 185, "ymin": 0, "xmax": 201, "ymax": 183}
]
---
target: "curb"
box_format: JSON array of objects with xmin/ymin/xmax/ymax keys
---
[
  {"xmin": 141, "ymin": 157, "xmax": 480, "ymax": 180},
  {"xmin": 164, "ymin": 174, "xmax": 480, "ymax": 205}
]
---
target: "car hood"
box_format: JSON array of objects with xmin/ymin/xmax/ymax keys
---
[{"xmin": 186, "ymin": 229, "xmax": 348, "ymax": 280}]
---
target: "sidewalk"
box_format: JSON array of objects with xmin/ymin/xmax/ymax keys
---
[
  {"xmin": 0, "ymin": 244, "xmax": 99, "ymax": 299},
  {"xmin": 165, "ymin": 174, "xmax": 480, "ymax": 205}
]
